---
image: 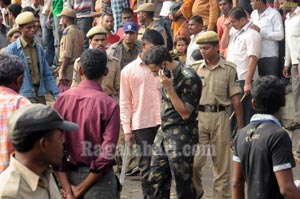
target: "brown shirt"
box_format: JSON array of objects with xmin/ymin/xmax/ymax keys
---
[
  {"xmin": 20, "ymin": 37, "xmax": 40, "ymax": 85},
  {"xmin": 121, "ymin": 41, "xmax": 139, "ymax": 69},
  {"xmin": 192, "ymin": 58, "xmax": 241, "ymax": 106},
  {"xmin": 71, "ymin": 55, "xmax": 121, "ymax": 100},
  {"xmin": 59, "ymin": 25, "xmax": 84, "ymax": 80}
]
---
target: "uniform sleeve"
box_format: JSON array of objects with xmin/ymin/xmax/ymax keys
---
[
  {"xmin": 228, "ymin": 66, "xmax": 242, "ymax": 97},
  {"xmin": 270, "ymin": 130, "xmax": 296, "ymax": 172},
  {"xmin": 62, "ymin": 30, "xmax": 74, "ymax": 59},
  {"xmin": 71, "ymin": 58, "xmax": 81, "ymax": 88},
  {"xmin": 180, "ymin": 73, "xmax": 202, "ymax": 115},
  {"xmin": 233, "ymin": 133, "xmax": 241, "ymax": 163},
  {"xmin": 120, "ymin": 69, "xmax": 133, "ymax": 134},
  {"xmin": 114, "ymin": 60, "xmax": 121, "ymax": 95}
]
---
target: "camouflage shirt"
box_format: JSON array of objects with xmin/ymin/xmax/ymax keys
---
[{"xmin": 161, "ymin": 62, "xmax": 202, "ymax": 131}]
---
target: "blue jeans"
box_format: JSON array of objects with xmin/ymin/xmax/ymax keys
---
[
  {"xmin": 160, "ymin": 17, "xmax": 173, "ymax": 50},
  {"xmin": 53, "ymin": 16, "xmax": 62, "ymax": 66},
  {"xmin": 41, "ymin": 14, "xmax": 55, "ymax": 66},
  {"xmin": 76, "ymin": 17, "xmax": 93, "ymax": 49}
]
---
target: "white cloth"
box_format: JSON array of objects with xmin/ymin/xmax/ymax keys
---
[
  {"xmin": 186, "ymin": 31, "xmax": 204, "ymax": 66},
  {"xmin": 285, "ymin": 7, "xmax": 300, "ymax": 66},
  {"xmin": 159, "ymin": 1, "xmax": 174, "ymax": 17},
  {"xmin": 250, "ymin": 7, "xmax": 284, "ymax": 58},
  {"xmin": 227, "ymin": 22, "xmax": 261, "ymax": 80}
]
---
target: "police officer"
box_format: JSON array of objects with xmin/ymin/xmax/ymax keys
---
[
  {"xmin": 192, "ymin": 31, "xmax": 243, "ymax": 199},
  {"xmin": 71, "ymin": 26, "xmax": 121, "ymax": 100},
  {"xmin": 136, "ymin": 3, "xmax": 169, "ymax": 48},
  {"xmin": 58, "ymin": 8, "xmax": 84, "ymax": 91},
  {"xmin": 0, "ymin": 104, "xmax": 78, "ymax": 198}
]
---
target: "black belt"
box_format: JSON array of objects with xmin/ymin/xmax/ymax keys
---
[{"xmin": 198, "ymin": 105, "xmax": 226, "ymax": 112}]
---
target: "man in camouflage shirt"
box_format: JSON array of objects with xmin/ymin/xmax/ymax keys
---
[{"xmin": 145, "ymin": 46, "xmax": 202, "ymax": 199}]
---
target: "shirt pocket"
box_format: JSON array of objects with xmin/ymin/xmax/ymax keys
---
[{"xmin": 213, "ymin": 78, "xmax": 228, "ymax": 97}]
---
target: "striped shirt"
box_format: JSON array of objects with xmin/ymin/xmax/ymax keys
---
[{"xmin": 0, "ymin": 86, "xmax": 31, "ymax": 172}]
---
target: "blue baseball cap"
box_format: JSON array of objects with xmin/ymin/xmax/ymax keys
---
[{"xmin": 123, "ymin": 22, "xmax": 138, "ymax": 33}]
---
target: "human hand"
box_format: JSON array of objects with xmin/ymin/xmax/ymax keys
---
[
  {"xmin": 224, "ymin": 19, "xmax": 233, "ymax": 30},
  {"xmin": 283, "ymin": 66, "xmax": 290, "ymax": 78},
  {"xmin": 159, "ymin": 69, "xmax": 174, "ymax": 90},
  {"xmin": 250, "ymin": 24, "xmax": 260, "ymax": 32},
  {"xmin": 125, "ymin": 132, "xmax": 135, "ymax": 147},
  {"xmin": 244, "ymin": 83, "xmax": 251, "ymax": 95}
]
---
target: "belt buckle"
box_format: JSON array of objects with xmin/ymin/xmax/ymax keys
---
[{"xmin": 207, "ymin": 106, "xmax": 213, "ymax": 112}]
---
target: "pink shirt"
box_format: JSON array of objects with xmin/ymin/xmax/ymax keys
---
[{"xmin": 120, "ymin": 55, "xmax": 161, "ymax": 134}]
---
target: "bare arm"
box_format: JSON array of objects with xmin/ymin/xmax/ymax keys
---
[
  {"xmin": 56, "ymin": 172, "xmax": 75, "ymax": 199},
  {"xmin": 220, "ymin": 20, "xmax": 232, "ymax": 49},
  {"xmin": 231, "ymin": 94, "xmax": 243, "ymax": 129},
  {"xmin": 232, "ymin": 161, "xmax": 245, "ymax": 199},
  {"xmin": 244, "ymin": 55, "xmax": 257, "ymax": 94},
  {"xmin": 275, "ymin": 169, "xmax": 300, "ymax": 199}
]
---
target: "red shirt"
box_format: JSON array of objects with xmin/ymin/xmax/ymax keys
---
[
  {"xmin": 217, "ymin": 15, "xmax": 227, "ymax": 58},
  {"xmin": 107, "ymin": 34, "xmax": 120, "ymax": 48},
  {"xmin": 54, "ymin": 80, "xmax": 120, "ymax": 172}
]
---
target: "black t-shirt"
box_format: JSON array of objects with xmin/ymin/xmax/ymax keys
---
[{"xmin": 234, "ymin": 121, "xmax": 295, "ymax": 199}]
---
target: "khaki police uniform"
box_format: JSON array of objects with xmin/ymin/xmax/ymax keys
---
[
  {"xmin": 191, "ymin": 31, "xmax": 242, "ymax": 199},
  {"xmin": 136, "ymin": 3, "xmax": 168, "ymax": 46},
  {"xmin": 0, "ymin": 154, "xmax": 61, "ymax": 198},
  {"xmin": 59, "ymin": 24, "xmax": 84, "ymax": 81}
]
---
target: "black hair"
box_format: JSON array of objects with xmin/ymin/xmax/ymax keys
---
[
  {"xmin": 228, "ymin": 7, "xmax": 247, "ymax": 20},
  {"xmin": 7, "ymin": 3, "xmax": 22, "ymax": 18},
  {"xmin": 80, "ymin": 48, "xmax": 107, "ymax": 80},
  {"xmin": 121, "ymin": 7, "xmax": 134, "ymax": 16},
  {"xmin": 191, "ymin": 49, "xmax": 203, "ymax": 61},
  {"xmin": 251, "ymin": 75, "xmax": 285, "ymax": 114},
  {"xmin": 219, "ymin": 0, "xmax": 233, "ymax": 4},
  {"xmin": 21, "ymin": 6, "xmax": 35, "ymax": 13},
  {"xmin": 12, "ymin": 129, "xmax": 55, "ymax": 152},
  {"xmin": 189, "ymin": 15, "xmax": 203, "ymax": 25},
  {"xmin": 145, "ymin": 46, "xmax": 173, "ymax": 66},
  {"xmin": 0, "ymin": 54, "xmax": 24, "ymax": 86},
  {"xmin": 142, "ymin": 29, "xmax": 165, "ymax": 46},
  {"xmin": 174, "ymin": 37, "xmax": 189, "ymax": 47},
  {"xmin": 102, "ymin": 13, "xmax": 114, "ymax": 20}
]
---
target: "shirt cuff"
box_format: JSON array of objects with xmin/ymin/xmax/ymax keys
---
[
  {"xmin": 273, "ymin": 163, "xmax": 292, "ymax": 172},
  {"xmin": 233, "ymin": 155, "xmax": 241, "ymax": 163}
]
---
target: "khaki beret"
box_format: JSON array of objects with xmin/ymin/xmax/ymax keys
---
[
  {"xmin": 196, "ymin": 31, "xmax": 219, "ymax": 44},
  {"xmin": 15, "ymin": 12, "xmax": 35, "ymax": 25},
  {"xmin": 58, "ymin": 8, "xmax": 76, "ymax": 18},
  {"xmin": 7, "ymin": 27, "xmax": 21, "ymax": 38},
  {"xmin": 86, "ymin": 26, "xmax": 107, "ymax": 38},
  {"xmin": 135, "ymin": 3, "xmax": 154, "ymax": 12}
]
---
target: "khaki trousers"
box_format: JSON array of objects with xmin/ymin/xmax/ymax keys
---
[{"xmin": 193, "ymin": 111, "xmax": 231, "ymax": 199}]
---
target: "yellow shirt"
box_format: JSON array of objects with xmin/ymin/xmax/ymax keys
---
[
  {"xmin": 20, "ymin": 37, "xmax": 40, "ymax": 85},
  {"xmin": 0, "ymin": 154, "xmax": 62, "ymax": 199},
  {"xmin": 192, "ymin": 58, "xmax": 241, "ymax": 106}
]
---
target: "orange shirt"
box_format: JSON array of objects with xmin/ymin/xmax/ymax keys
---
[
  {"xmin": 0, "ymin": 86, "xmax": 31, "ymax": 172},
  {"xmin": 217, "ymin": 15, "xmax": 227, "ymax": 58}
]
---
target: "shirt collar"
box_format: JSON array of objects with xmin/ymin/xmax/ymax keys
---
[
  {"xmin": 122, "ymin": 41, "xmax": 131, "ymax": 52},
  {"xmin": 10, "ymin": 154, "xmax": 52, "ymax": 192},
  {"xmin": 250, "ymin": 114, "xmax": 282, "ymax": 127},
  {"xmin": 0, "ymin": 86, "xmax": 19, "ymax": 94},
  {"xmin": 137, "ymin": 54, "xmax": 144, "ymax": 67},
  {"xmin": 241, "ymin": 21, "xmax": 253, "ymax": 32},
  {"xmin": 20, "ymin": 36, "xmax": 36, "ymax": 48},
  {"xmin": 199, "ymin": 57, "xmax": 226, "ymax": 69},
  {"xmin": 78, "ymin": 80, "xmax": 103, "ymax": 91}
]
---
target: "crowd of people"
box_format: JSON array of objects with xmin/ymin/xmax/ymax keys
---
[{"xmin": 0, "ymin": 0, "xmax": 300, "ymax": 198}]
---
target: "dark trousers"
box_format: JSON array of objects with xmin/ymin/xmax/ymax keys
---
[
  {"xmin": 133, "ymin": 126, "xmax": 159, "ymax": 199},
  {"xmin": 258, "ymin": 57, "xmax": 279, "ymax": 77}
]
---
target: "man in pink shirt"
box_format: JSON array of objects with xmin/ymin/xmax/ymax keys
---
[{"xmin": 120, "ymin": 29, "xmax": 164, "ymax": 199}]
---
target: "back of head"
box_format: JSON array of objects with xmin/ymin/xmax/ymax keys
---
[
  {"xmin": 0, "ymin": 54, "xmax": 24, "ymax": 86},
  {"xmin": 80, "ymin": 48, "xmax": 107, "ymax": 80},
  {"xmin": 228, "ymin": 7, "xmax": 247, "ymax": 20},
  {"xmin": 251, "ymin": 75, "xmax": 285, "ymax": 114},
  {"xmin": 7, "ymin": 3, "xmax": 22, "ymax": 18},
  {"xmin": 142, "ymin": 29, "xmax": 165, "ymax": 46},
  {"xmin": 145, "ymin": 46, "xmax": 172, "ymax": 66}
]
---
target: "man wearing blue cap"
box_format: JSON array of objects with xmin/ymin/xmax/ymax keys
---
[{"xmin": 107, "ymin": 21, "xmax": 142, "ymax": 69}]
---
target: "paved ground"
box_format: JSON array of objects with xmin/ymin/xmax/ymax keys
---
[{"xmin": 120, "ymin": 129, "xmax": 300, "ymax": 199}]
